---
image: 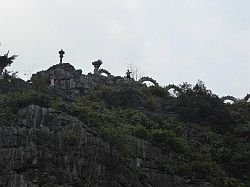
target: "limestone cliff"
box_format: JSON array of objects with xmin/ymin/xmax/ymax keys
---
[
  {"xmin": 0, "ymin": 105, "xmax": 209, "ymax": 187},
  {"xmin": 31, "ymin": 63, "xmax": 128, "ymax": 100}
]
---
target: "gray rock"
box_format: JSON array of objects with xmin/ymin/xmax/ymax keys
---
[
  {"xmin": 0, "ymin": 105, "xmax": 208, "ymax": 186},
  {"xmin": 31, "ymin": 63, "xmax": 138, "ymax": 99}
]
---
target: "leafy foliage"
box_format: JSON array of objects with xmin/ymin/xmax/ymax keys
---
[
  {"xmin": 0, "ymin": 75, "xmax": 249, "ymax": 186},
  {"xmin": 0, "ymin": 51, "xmax": 17, "ymax": 74}
]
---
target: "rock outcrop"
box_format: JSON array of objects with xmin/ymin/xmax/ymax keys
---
[
  {"xmin": 0, "ymin": 105, "xmax": 208, "ymax": 187},
  {"xmin": 31, "ymin": 63, "xmax": 128, "ymax": 99},
  {"xmin": 31, "ymin": 63, "xmax": 163, "ymax": 101}
]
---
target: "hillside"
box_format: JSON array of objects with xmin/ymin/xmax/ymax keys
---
[{"xmin": 0, "ymin": 63, "xmax": 249, "ymax": 187}]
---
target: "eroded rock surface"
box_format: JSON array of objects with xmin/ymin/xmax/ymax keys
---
[
  {"xmin": 31, "ymin": 63, "xmax": 127, "ymax": 99},
  {"xmin": 0, "ymin": 105, "xmax": 208, "ymax": 186}
]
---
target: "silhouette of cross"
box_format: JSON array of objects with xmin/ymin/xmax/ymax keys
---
[{"xmin": 59, "ymin": 49, "xmax": 65, "ymax": 64}]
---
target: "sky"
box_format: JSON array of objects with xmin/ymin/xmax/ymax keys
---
[{"xmin": 1, "ymin": 0, "xmax": 250, "ymax": 98}]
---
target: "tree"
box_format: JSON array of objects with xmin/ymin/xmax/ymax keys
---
[{"xmin": 0, "ymin": 51, "xmax": 17, "ymax": 76}]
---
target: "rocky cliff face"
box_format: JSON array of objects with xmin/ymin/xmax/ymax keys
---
[
  {"xmin": 0, "ymin": 105, "xmax": 208, "ymax": 187},
  {"xmin": 31, "ymin": 63, "xmax": 128, "ymax": 100}
]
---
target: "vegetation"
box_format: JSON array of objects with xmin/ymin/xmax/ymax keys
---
[
  {"xmin": 0, "ymin": 50, "xmax": 17, "ymax": 75},
  {"xmin": 0, "ymin": 61, "xmax": 249, "ymax": 186}
]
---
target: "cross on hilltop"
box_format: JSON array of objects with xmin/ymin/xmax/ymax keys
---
[{"xmin": 59, "ymin": 49, "xmax": 65, "ymax": 64}]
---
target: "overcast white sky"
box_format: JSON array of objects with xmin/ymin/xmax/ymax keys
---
[{"xmin": 1, "ymin": 0, "xmax": 250, "ymax": 98}]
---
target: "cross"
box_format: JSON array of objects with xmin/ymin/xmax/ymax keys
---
[{"xmin": 59, "ymin": 49, "xmax": 65, "ymax": 64}]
